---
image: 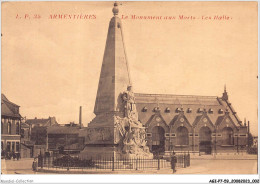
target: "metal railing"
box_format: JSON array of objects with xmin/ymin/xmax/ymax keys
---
[{"xmin": 38, "ymin": 153, "xmax": 190, "ymax": 171}]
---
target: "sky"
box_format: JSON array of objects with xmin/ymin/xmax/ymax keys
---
[{"xmin": 1, "ymin": 1, "xmax": 258, "ymax": 135}]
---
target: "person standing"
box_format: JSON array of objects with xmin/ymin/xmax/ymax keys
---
[
  {"xmin": 38, "ymin": 154, "xmax": 43, "ymax": 168},
  {"xmin": 16, "ymin": 152, "xmax": 20, "ymax": 160},
  {"xmin": 171, "ymin": 151, "xmax": 177, "ymax": 173}
]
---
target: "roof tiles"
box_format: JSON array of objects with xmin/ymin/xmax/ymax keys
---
[{"xmin": 135, "ymin": 93, "xmax": 241, "ymax": 127}]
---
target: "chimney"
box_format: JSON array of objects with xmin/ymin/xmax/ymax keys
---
[
  {"xmin": 29, "ymin": 124, "xmax": 32, "ymax": 140},
  {"xmin": 79, "ymin": 106, "xmax": 82, "ymax": 128}
]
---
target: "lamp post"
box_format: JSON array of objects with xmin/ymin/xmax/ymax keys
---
[
  {"xmin": 237, "ymin": 127, "xmax": 240, "ymax": 154},
  {"xmin": 169, "ymin": 126, "xmax": 172, "ymax": 153},
  {"xmin": 215, "ymin": 126, "xmax": 217, "ymax": 157},
  {"xmin": 192, "ymin": 129, "xmax": 195, "ymax": 153}
]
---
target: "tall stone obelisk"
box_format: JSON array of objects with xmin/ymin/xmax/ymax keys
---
[{"xmin": 81, "ymin": 3, "xmax": 152, "ymax": 159}]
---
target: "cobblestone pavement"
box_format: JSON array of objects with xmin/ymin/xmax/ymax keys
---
[{"xmin": 1, "ymin": 157, "xmax": 258, "ymax": 174}]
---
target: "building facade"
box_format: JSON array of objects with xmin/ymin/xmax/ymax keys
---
[
  {"xmin": 47, "ymin": 123, "xmax": 86, "ymax": 154},
  {"xmin": 24, "ymin": 116, "xmax": 58, "ymax": 145},
  {"xmin": 19, "ymin": 117, "xmax": 58, "ymax": 157},
  {"xmin": 135, "ymin": 88, "xmax": 248, "ymax": 154},
  {"xmin": 1, "ymin": 94, "xmax": 22, "ymax": 156}
]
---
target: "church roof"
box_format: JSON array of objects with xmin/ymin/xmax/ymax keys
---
[
  {"xmin": 135, "ymin": 93, "xmax": 242, "ymax": 127},
  {"xmin": 1, "ymin": 94, "xmax": 21, "ymax": 118},
  {"xmin": 215, "ymin": 116, "xmax": 225, "ymax": 127}
]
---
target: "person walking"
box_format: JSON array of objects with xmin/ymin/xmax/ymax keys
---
[
  {"xmin": 171, "ymin": 151, "xmax": 177, "ymax": 173},
  {"xmin": 32, "ymin": 158, "xmax": 38, "ymax": 173}
]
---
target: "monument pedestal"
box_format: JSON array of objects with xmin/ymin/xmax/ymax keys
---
[
  {"xmin": 80, "ymin": 145, "xmax": 116, "ymax": 159},
  {"xmin": 80, "ymin": 144, "xmax": 153, "ymax": 160}
]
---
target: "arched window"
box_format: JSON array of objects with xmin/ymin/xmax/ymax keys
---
[
  {"xmin": 8, "ymin": 122, "xmax": 11, "ymax": 135},
  {"xmin": 16, "ymin": 122, "xmax": 20, "ymax": 135},
  {"xmin": 222, "ymin": 127, "xmax": 234, "ymax": 145},
  {"xmin": 151, "ymin": 126, "xmax": 165, "ymax": 153},
  {"xmin": 177, "ymin": 126, "xmax": 189, "ymax": 145},
  {"xmin": 199, "ymin": 126, "xmax": 212, "ymax": 142},
  {"xmin": 152, "ymin": 126, "xmax": 165, "ymax": 144}
]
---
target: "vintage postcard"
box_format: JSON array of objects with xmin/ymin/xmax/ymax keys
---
[{"xmin": 0, "ymin": 1, "xmax": 258, "ymax": 183}]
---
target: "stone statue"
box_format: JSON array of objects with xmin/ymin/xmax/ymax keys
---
[
  {"xmin": 115, "ymin": 86, "xmax": 153, "ymax": 158},
  {"xmin": 122, "ymin": 85, "xmax": 138, "ymax": 121}
]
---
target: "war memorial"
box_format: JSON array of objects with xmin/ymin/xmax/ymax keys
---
[
  {"xmin": 1, "ymin": 2, "xmax": 257, "ymax": 177},
  {"xmin": 79, "ymin": 2, "xmax": 249, "ymax": 160},
  {"xmin": 80, "ymin": 2, "xmax": 153, "ymax": 159}
]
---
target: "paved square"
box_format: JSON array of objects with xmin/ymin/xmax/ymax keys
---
[{"xmin": 1, "ymin": 157, "xmax": 258, "ymax": 174}]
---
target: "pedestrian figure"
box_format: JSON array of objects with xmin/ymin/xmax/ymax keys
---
[
  {"xmin": 38, "ymin": 154, "xmax": 43, "ymax": 168},
  {"xmin": 16, "ymin": 152, "xmax": 20, "ymax": 160},
  {"xmin": 171, "ymin": 151, "xmax": 177, "ymax": 173},
  {"xmin": 32, "ymin": 158, "xmax": 38, "ymax": 172},
  {"xmin": 5, "ymin": 152, "xmax": 8, "ymax": 160},
  {"xmin": 7, "ymin": 152, "xmax": 11, "ymax": 160},
  {"xmin": 1, "ymin": 150, "xmax": 6, "ymax": 159},
  {"xmin": 8, "ymin": 152, "xmax": 10, "ymax": 160},
  {"xmin": 187, "ymin": 153, "xmax": 190, "ymax": 167}
]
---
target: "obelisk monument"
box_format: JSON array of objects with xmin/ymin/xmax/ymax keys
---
[{"xmin": 81, "ymin": 2, "xmax": 152, "ymax": 159}]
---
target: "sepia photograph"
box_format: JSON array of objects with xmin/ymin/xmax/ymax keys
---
[{"xmin": 0, "ymin": 1, "xmax": 258, "ymax": 182}]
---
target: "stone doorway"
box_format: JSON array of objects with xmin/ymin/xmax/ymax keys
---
[
  {"xmin": 151, "ymin": 126, "xmax": 165, "ymax": 154},
  {"xmin": 199, "ymin": 126, "xmax": 212, "ymax": 154}
]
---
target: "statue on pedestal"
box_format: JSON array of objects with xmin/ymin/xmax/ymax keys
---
[{"xmin": 115, "ymin": 86, "xmax": 153, "ymax": 158}]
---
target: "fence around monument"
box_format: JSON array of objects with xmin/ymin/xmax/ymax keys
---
[{"xmin": 38, "ymin": 153, "xmax": 190, "ymax": 171}]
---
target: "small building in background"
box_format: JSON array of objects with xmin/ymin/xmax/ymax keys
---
[
  {"xmin": 47, "ymin": 122, "xmax": 87, "ymax": 155},
  {"xmin": 20, "ymin": 116, "xmax": 59, "ymax": 157},
  {"xmin": 20, "ymin": 122, "xmax": 34, "ymax": 158},
  {"xmin": 1, "ymin": 94, "xmax": 22, "ymax": 158},
  {"xmin": 25, "ymin": 116, "xmax": 58, "ymax": 128}
]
